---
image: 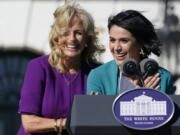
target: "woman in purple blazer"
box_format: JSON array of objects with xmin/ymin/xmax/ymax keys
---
[{"xmin": 17, "ymin": 1, "xmax": 104, "ymax": 135}]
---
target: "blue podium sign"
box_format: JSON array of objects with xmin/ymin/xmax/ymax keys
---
[{"xmin": 113, "ymin": 88, "xmax": 174, "ymax": 130}]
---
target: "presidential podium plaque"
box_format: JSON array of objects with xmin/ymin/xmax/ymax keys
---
[
  {"xmin": 113, "ymin": 88, "xmax": 175, "ymax": 130},
  {"xmin": 69, "ymin": 94, "xmax": 180, "ymax": 135}
]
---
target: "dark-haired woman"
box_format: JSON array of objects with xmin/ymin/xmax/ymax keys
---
[{"xmin": 87, "ymin": 10, "xmax": 174, "ymax": 95}]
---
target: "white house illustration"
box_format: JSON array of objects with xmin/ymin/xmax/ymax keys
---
[{"xmin": 120, "ymin": 92, "xmax": 167, "ymax": 116}]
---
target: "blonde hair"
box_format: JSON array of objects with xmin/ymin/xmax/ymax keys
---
[{"xmin": 48, "ymin": 1, "xmax": 105, "ymax": 73}]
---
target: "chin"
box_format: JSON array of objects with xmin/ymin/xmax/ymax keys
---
[{"xmin": 65, "ymin": 52, "xmax": 81, "ymax": 59}]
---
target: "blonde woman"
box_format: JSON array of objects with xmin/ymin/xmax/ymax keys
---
[{"xmin": 18, "ymin": 1, "xmax": 104, "ymax": 135}]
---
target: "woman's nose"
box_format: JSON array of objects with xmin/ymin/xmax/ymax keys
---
[
  {"xmin": 69, "ymin": 32, "xmax": 75, "ymax": 41},
  {"xmin": 114, "ymin": 43, "xmax": 122, "ymax": 50}
]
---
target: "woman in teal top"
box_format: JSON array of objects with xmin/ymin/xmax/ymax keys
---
[{"xmin": 87, "ymin": 10, "xmax": 174, "ymax": 95}]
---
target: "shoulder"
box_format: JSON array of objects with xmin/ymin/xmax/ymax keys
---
[
  {"xmin": 158, "ymin": 66, "xmax": 174, "ymax": 94},
  {"xmin": 91, "ymin": 60, "xmax": 116, "ymax": 72},
  {"xmin": 29, "ymin": 55, "xmax": 49, "ymax": 65},
  {"xmin": 158, "ymin": 67, "xmax": 172, "ymax": 77},
  {"xmin": 88, "ymin": 60, "xmax": 117, "ymax": 77},
  {"xmin": 23, "ymin": 56, "xmax": 50, "ymax": 82},
  {"xmin": 28, "ymin": 55, "xmax": 50, "ymax": 68},
  {"xmin": 27, "ymin": 55, "xmax": 52, "ymax": 73}
]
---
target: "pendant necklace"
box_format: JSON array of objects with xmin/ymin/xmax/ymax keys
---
[{"xmin": 62, "ymin": 72, "xmax": 80, "ymax": 85}]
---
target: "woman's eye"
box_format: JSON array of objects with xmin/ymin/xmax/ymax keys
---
[
  {"xmin": 120, "ymin": 39, "xmax": 128, "ymax": 43},
  {"xmin": 62, "ymin": 32, "xmax": 69, "ymax": 36},
  {"xmin": 76, "ymin": 31, "xmax": 83, "ymax": 35},
  {"xmin": 109, "ymin": 38, "xmax": 115, "ymax": 43}
]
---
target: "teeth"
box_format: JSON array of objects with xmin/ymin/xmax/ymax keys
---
[
  {"xmin": 66, "ymin": 45, "xmax": 76, "ymax": 48},
  {"xmin": 116, "ymin": 53, "xmax": 125, "ymax": 57}
]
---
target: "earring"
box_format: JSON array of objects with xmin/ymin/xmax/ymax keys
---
[{"xmin": 140, "ymin": 48, "xmax": 145, "ymax": 56}]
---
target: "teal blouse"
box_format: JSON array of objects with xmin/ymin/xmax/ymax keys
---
[{"xmin": 87, "ymin": 60, "xmax": 174, "ymax": 95}]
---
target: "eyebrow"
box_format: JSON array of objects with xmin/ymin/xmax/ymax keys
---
[
  {"xmin": 109, "ymin": 36, "xmax": 128, "ymax": 40},
  {"xmin": 75, "ymin": 29, "xmax": 83, "ymax": 32}
]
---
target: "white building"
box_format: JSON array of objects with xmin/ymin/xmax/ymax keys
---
[{"xmin": 120, "ymin": 92, "xmax": 167, "ymax": 116}]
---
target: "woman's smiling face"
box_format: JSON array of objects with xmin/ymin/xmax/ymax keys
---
[
  {"xmin": 58, "ymin": 16, "xmax": 86, "ymax": 59},
  {"xmin": 109, "ymin": 25, "xmax": 141, "ymax": 68}
]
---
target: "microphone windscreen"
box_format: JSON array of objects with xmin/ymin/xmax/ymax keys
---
[
  {"xmin": 122, "ymin": 59, "xmax": 138, "ymax": 77},
  {"xmin": 140, "ymin": 58, "xmax": 159, "ymax": 76}
]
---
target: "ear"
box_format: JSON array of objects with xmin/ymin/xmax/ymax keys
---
[
  {"xmin": 54, "ymin": 36, "xmax": 58, "ymax": 42},
  {"xmin": 53, "ymin": 30, "xmax": 59, "ymax": 42}
]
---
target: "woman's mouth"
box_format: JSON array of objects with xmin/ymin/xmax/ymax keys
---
[
  {"xmin": 114, "ymin": 53, "xmax": 126, "ymax": 60},
  {"xmin": 65, "ymin": 44, "xmax": 79, "ymax": 51}
]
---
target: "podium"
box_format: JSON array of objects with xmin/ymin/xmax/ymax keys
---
[{"xmin": 69, "ymin": 95, "xmax": 180, "ymax": 135}]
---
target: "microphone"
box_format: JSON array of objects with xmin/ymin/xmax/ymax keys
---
[
  {"xmin": 140, "ymin": 58, "xmax": 159, "ymax": 79},
  {"xmin": 122, "ymin": 59, "xmax": 139, "ymax": 78},
  {"xmin": 122, "ymin": 58, "xmax": 159, "ymax": 87}
]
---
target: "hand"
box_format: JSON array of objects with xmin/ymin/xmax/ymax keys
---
[
  {"xmin": 126, "ymin": 77, "xmax": 140, "ymax": 88},
  {"xmin": 89, "ymin": 91, "xmax": 100, "ymax": 95},
  {"xmin": 127, "ymin": 73, "xmax": 160, "ymax": 90},
  {"xmin": 144, "ymin": 73, "xmax": 160, "ymax": 89},
  {"xmin": 57, "ymin": 118, "xmax": 67, "ymax": 133},
  {"xmin": 61, "ymin": 118, "xmax": 67, "ymax": 130}
]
